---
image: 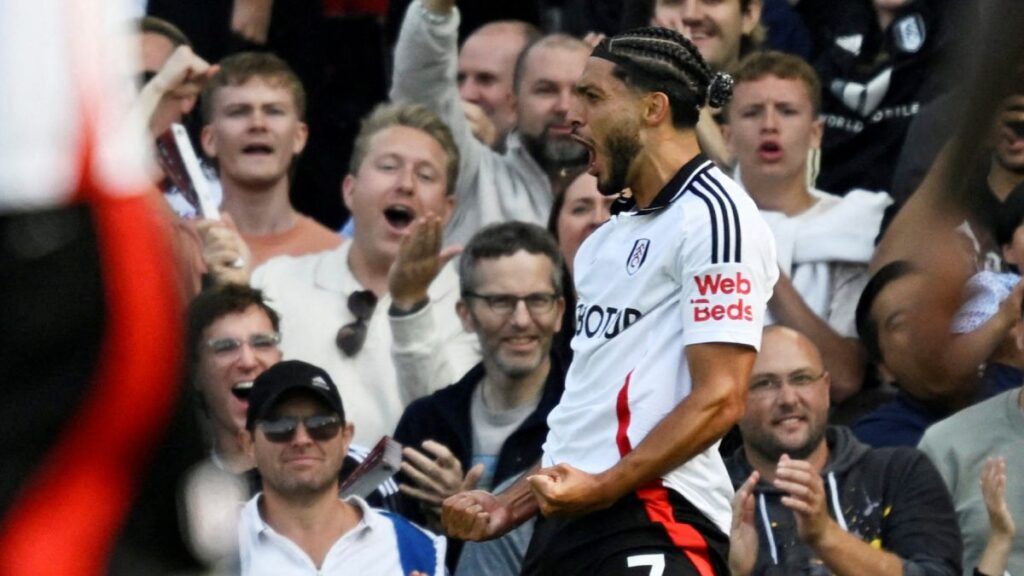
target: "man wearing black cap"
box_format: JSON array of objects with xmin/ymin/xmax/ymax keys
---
[{"xmin": 237, "ymin": 360, "xmax": 446, "ymax": 575}]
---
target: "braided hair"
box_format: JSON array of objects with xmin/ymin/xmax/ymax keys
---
[{"xmin": 592, "ymin": 27, "xmax": 734, "ymax": 128}]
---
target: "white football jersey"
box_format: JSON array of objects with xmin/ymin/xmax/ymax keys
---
[
  {"xmin": 542, "ymin": 155, "xmax": 778, "ymax": 534},
  {"xmin": 0, "ymin": 0, "xmax": 149, "ymax": 211}
]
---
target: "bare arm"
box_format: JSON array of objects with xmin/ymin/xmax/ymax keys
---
[
  {"xmin": 529, "ymin": 342, "xmax": 752, "ymax": 516},
  {"xmin": 441, "ymin": 462, "xmax": 541, "ymax": 541},
  {"xmin": 769, "ymin": 272, "xmax": 866, "ymax": 403}
]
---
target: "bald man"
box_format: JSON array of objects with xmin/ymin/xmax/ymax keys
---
[
  {"xmin": 457, "ymin": 21, "xmax": 539, "ymax": 148},
  {"xmin": 726, "ymin": 326, "xmax": 961, "ymax": 576}
]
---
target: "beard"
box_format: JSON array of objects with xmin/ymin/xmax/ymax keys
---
[
  {"xmin": 597, "ymin": 122, "xmax": 642, "ymax": 196},
  {"xmin": 741, "ymin": 418, "xmax": 827, "ymax": 463},
  {"xmin": 522, "ymin": 128, "xmax": 588, "ymax": 172}
]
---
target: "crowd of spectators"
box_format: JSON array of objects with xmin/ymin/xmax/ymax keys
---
[{"xmin": 4, "ymin": 0, "xmax": 1024, "ymax": 574}]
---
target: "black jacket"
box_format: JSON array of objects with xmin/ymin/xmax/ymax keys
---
[
  {"xmin": 392, "ymin": 354, "xmax": 565, "ymax": 523},
  {"xmin": 725, "ymin": 426, "xmax": 962, "ymax": 576}
]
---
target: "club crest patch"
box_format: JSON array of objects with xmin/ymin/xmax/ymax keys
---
[
  {"xmin": 894, "ymin": 14, "xmax": 926, "ymax": 54},
  {"xmin": 626, "ymin": 239, "xmax": 650, "ymax": 276}
]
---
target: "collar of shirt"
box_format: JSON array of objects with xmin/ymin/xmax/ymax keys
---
[{"xmin": 612, "ymin": 153, "xmax": 712, "ymax": 216}]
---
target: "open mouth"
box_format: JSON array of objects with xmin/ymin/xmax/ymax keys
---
[
  {"xmin": 573, "ymin": 135, "xmax": 598, "ymax": 172},
  {"xmin": 383, "ymin": 205, "xmax": 416, "ymax": 230},
  {"xmin": 241, "ymin": 143, "xmax": 274, "ymax": 156},
  {"xmin": 231, "ymin": 381, "xmax": 253, "ymax": 400},
  {"xmin": 758, "ymin": 141, "xmax": 783, "ymax": 161}
]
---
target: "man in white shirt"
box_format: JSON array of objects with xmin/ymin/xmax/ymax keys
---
[
  {"xmin": 238, "ymin": 359, "xmax": 445, "ymax": 575},
  {"xmin": 251, "ymin": 103, "xmax": 480, "ymax": 446},
  {"xmin": 442, "ymin": 27, "xmax": 777, "ymax": 575}
]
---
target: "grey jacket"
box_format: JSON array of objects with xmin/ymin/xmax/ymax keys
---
[{"xmin": 390, "ymin": 1, "xmax": 553, "ymax": 246}]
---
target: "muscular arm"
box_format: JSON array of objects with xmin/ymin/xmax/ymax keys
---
[
  {"xmin": 442, "ymin": 463, "xmax": 542, "ymax": 541},
  {"xmin": 602, "ymin": 342, "xmax": 751, "ymax": 495},
  {"xmin": 530, "ymin": 343, "xmax": 752, "ymax": 516},
  {"xmin": 769, "ymin": 272, "xmax": 866, "ymax": 403}
]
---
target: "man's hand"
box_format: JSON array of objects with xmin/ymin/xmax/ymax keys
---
[
  {"xmin": 388, "ymin": 214, "xmax": 461, "ymax": 311},
  {"xmin": 441, "ymin": 490, "xmax": 516, "ymax": 541},
  {"xmin": 981, "ymin": 456, "xmax": 1015, "ymax": 538},
  {"xmin": 400, "ymin": 440, "xmax": 485, "ymax": 526},
  {"xmin": 196, "ymin": 214, "xmax": 252, "ymax": 285},
  {"xmin": 143, "ymin": 46, "xmax": 218, "ymax": 138},
  {"xmin": 729, "ymin": 471, "xmax": 761, "ymax": 576},
  {"xmin": 463, "ymin": 101, "xmax": 499, "ymax": 148},
  {"xmin": 527, "ymin": 463, "xmax": 615, "ymax": 517},
  {"xmin": 231, "ymin": 0, "xmax": 274, "ymax": 45},
  {"xmin": 774, "ymin": 454, "xmax": 834, "ymax": 547}
]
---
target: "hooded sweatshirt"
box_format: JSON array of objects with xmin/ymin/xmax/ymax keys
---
[{"xmin": 725, "ymin": 426, "xmax": 962, "ymax": 576}]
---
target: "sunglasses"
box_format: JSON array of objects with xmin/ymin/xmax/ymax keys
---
[
  {"xmin": 336, "ymin": 290, "xmax": 378, "ymax": 357},
  {"xmin": 258, "ymin": 414, "xmax": 342, "ymax": 443}
]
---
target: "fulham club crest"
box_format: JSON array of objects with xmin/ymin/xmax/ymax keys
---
[{"xmin": 626, "ymin": 239, "xmax": 650, "ymax": 276}]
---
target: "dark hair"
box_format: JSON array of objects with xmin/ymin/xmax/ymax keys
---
[
  {"xmin": 137, "ymin": 16, "xmax": 191, "ymax": 48},
  {"xmin": 595, "ymin": 27, "xmax": 733, "ymax": 128},
  {"xmin": 855, "ymin": 261, "xmax": 917, "ymax": 364},
  {"xmin": 996, "ymin": 187, "xmax": 1024, "ymax": 246},
  {"xmin": 459, "ymin": 221, "xmax": 565, "ymax": 295},
  {"xmin": 201, "ymin": 52, "xmax": 307, "ymax": 123},
  {"xmin": 728, "ymin": 51, "xmax": 822, "ymax": 116},
  {"xmin": 512, "ymin": 34, "xmax": 591, "ymax": 94},
  {"xmin": 185, "ymin": 284, "xmax": 280, "ymax": 385}
]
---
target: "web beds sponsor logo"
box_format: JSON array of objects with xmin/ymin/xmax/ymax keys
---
[{"xmin": 690, "ymin": 271, "xmax": 753, "ymax": 322}]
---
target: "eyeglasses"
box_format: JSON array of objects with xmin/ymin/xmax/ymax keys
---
[
  {"xmin": 336, "ymin": 290, "xmax": 378, "ymax": 357},
  {"xmin": 258, "ymin": 414, "xmax": 343, "ymax": 443},
  {"xmin": 749, "ymin": 371, "xmax": 826, "ymax": 395},
  {"xmin": 463, "ymin": 292, "xmax": 559, "ymax": 316},
  {"xmin": 207, "ymin": 332, "xmax": 281, "ymax": 359}
]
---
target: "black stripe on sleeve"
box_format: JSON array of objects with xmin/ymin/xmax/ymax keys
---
[
  {"xmin": 699, "ymin": 177, "xmax": 732, "ymax": 263},
  {"xmin": 704, "ymin": 174, "xmax": 743, "ymax": 263},
  {"xmin": 690, "ymin": 187, "xmax": 721, "ymax": 265}
]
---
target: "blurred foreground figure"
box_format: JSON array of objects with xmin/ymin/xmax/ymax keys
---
[{"xmin": 0, "ymin": 0, "xmax": 191, "ymax": 574}]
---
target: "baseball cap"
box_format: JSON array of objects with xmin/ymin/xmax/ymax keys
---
[{"xmin": 245, "ymin": 360, "xmax": 345, "ymax": 430}]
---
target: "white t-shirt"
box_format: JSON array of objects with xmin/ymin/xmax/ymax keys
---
[{"xmin": 543, "ymin": 156, "xmax": 778, "ymax": 534}]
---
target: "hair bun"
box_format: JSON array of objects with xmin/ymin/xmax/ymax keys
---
[{"xmin": 707, "ymin": 72, "xmax": 734, "ymax": 108}]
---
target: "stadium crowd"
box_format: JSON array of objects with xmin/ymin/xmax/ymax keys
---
[{"xmin": 2, "ymin": 0, "xmax": 1023, "ymax": 574}]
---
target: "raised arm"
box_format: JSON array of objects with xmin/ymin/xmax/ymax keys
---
[
  {"xmin": 388, "ymin": 214, "xmax": 478, "ymax": 402},
  {"xmin": 390, "ymin": 0, "xmax": 485, "ymax": 194}
]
